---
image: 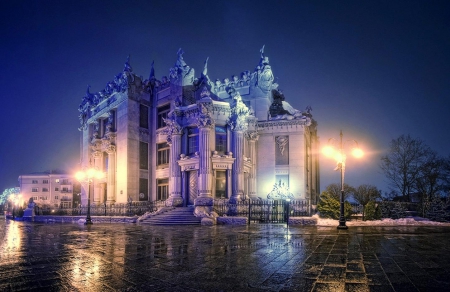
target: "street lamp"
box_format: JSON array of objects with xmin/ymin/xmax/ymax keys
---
[
  {"xmin": 75, "ymin": 166, "xmax": 103, "ymax": 225},
  {"xmin": 323, "ymin": 130, "xmax": 363, "ymax": 229}
]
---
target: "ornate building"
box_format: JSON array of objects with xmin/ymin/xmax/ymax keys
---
[{"xmin": 78, "ymin": 47, "xmax": 320, "ymax": 214}]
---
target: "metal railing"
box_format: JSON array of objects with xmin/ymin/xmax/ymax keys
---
[{"xmin": 33, "ymin": 200, "xmax": 168, "ymax": 217}]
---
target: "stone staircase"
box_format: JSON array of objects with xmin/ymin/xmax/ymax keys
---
[{"xmin": 139, "ymin": 206, "xmax": 201, "ymax": 225}]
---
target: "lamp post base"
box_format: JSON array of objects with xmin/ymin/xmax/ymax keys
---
[
  {"xmin": 85, "ymin": 218, "xmax": 93, "ymax": 225},
  {"xmin": 337, "ymin": 221, "xmax": 348, "ymax": 229}
]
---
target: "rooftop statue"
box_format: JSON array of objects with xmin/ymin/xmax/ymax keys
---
[
  {"xmin": 124, "ymin": 55, "xmax": 132, "ymax": 72},
  {"xmin": 269, "ymin": 89, "xmax": 306, "ymax": 120}
]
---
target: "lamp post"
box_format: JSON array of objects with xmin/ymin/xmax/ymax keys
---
[
  {"xmin": 75, "ymin": 167, "xmax": 103, "ymax": 225},
  {"xmin": 323, "ymin": 130, "xmax": 363, "ymax": 229}
]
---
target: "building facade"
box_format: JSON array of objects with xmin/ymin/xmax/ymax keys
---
[
  {"xmin": 18, "ymin": 172, "xmax": 77, "ymax": 208},
  {"xmin": 78, "ymin": 48, "xmax": 320, "ymax": 214}
]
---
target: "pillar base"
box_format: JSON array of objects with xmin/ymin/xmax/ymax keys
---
[{"xmin": 166, "ymin": 197, "xmax": 184, "ymax": 207}]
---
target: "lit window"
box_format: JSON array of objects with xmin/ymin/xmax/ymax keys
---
[
  {"xmin": 55, "ymin": 179, "xmax": 60, "ymax": 183},
  {"xmin": 188, "ymin": 128, "xmax": 199, "ymax": 155},
  {"xmin": 157, "ymin": 178, "xmax": 169, "ymax": 201},
  {"xmin": 157, "ymin": 142, "xmax": 170, "ymax": 166},
  {"xmin": 215, "ymin": 126, "xmax": 227, "ymax": 153},
  {"xmin": 215, "ymin": 170, "xmax": 227, "ymax": 198}
]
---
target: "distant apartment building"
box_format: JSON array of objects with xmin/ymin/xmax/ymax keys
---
[{"xmin": 18, "ymin": 172, "xmax": 78, "ymax": 208}]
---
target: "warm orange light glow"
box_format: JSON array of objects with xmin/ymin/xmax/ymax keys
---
[
  {"xmin": 95, "ymin": 171, "xmax": 104, "ymax": 180},
  {"xmin": 334, "ymin": 152, "xmax": 345, "ymax": 163},
  {"xmin": 322, "ymin": 146, "xmax": 336, "ymax": 157},
  {"xmin": 75, "ymin": 171, "xmax": 86, "ymax": 181},
  {"xmin": 76, "ymin": 168, "xmax": 103, "ymax": 182},
  {"xmin": 352, "ymin": 148, "xmax": 364, "ymax": 158},
  {"xmin": 87, "ymin": 168, "xmax": 96, "ymax": 178}
]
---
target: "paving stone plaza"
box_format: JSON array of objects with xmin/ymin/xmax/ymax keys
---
[{"xmin": 1, "ymin": 218, "xmax": 450, "ymax": 292}]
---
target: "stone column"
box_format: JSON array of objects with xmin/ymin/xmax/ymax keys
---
[
  {"xmin": 198, "ymin": 126, "xmax": 213, "ymax": 198},
  {"xmin": 193, "ymin": 94, "xmax": 215, "ymax": 217},
  {"xmin": 246, "ymin": 131, "xmax": 259, "ymax": 199},
  {"xmin": 163, "ymin": 110, "xmax": 184, "ymax": 207},
  {"xmin": 231, "ymin": 130, "xmax": 244, "ymax": 202},
  {"xmin": 92, "ymin": 150, "xmax": 103, "ymax": 204},
  {"xmin": 167, "ymin": 133, "xmax": 183, "ymax": 207},
  {"xmin": 106, "ymin": 145, "xmax": 116, "ymax": 204}
]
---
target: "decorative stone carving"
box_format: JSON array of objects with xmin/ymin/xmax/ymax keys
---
[
  {"xmin": 275, "ymin": 136, "xmax": 289, "ymax": 155},
  {"xmin": 227, "ymin": 89, "xmax": 250, "ymax": 132},
  {"xmin": 196, "ymin": 100, "xmax": 215, "ymax": 128},
  {"xmin": 269, "ymin": 89, "xmax": 308, "ymax": 121},
  {"xmin": 162, "ymin": 111, "xmax": 183, "ymax": 145},
  {"xmin": 245, "ymin": 130, "xmax": 259, "ymax": 141},
  {"xmin": 78, "ymin": 57, "xmax": 139, "ymax": 131},
  {"xmin": 267, "ymin": 180, "xmax": 294, "ymax": 200},
  {"xmin": 255, "ymin": 45, "xmax": 274, "ymax": 94}
]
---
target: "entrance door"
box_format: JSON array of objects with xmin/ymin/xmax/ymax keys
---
[{"xmin": 188, "ymin": 171, "xmax": 197, "ymax": 205}]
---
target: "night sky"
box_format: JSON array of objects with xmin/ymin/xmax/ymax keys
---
[{"xmin": 1, "ymin": 0, "xmax": 449, "ymax": 195}]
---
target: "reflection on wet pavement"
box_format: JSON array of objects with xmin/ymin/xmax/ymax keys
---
[{"xmin": 1, "ymin": 218, "xmax": 450, "ymax": 291}]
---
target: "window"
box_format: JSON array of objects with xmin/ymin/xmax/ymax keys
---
[
  {"xmin": 32, "ymin": 180, "xmax": 38, "ymax": 184},
  {"xmin": 215, "ymin": 126, "xmax": 227, "ymax": 153},
  {"xmin": 55, "ymin": 196, "xmax": 59, "ymax": 200},
  {"xmin": 39, "ymin": 196, "xmax": 47, "ymax": 200},
  {"xmin": 32, "ymin": 188, "xmax": 39, "ymax": 192},
  {"xmin": 215, "ymin": 171, "xmax": 227, "ymax": 198},
  {"xmin": 42, "ymin": 188, "xmax": 49, "ymax": 192},
  {"xmin": 188, "ymin": 128, "xmax": 199, "ymax": 155},
  {"xmin": 157, "ymin": 142, "xmax": 170, "ymax": 166},
  {"xmin": 55, "ymin": 179, "xmax": 60, "ymax": 183},
  {"xmin": 33, "ymin": 196, "xmax": 38, "ymax": 200},
  {"xmin": 43, "ymin": 180, "xmax": 49, "ymax": 184},
  {"xmin": 55, "ymin": 187, "xmax": 59, "ymax": 191},
  {"xmin": 139, "ymin": 178, "xmax": 148, "ymax": 201},
  {"xmin": 140, "ymin": 141, "xmax": 149, "ymax": 170},
  {"xmin": 157, "ymin": 104, "xmax": 170, "ymax": 129},
  {"xmin": 62, "ymin": 187, "xmax": 69, "ymax": 193},
  {"xmin": 140, "ymin": 104, "xmax": 149, "ymax": 129},
  {"xmin": 62, "ymin": 179, "xmax": 69, "ymax": 184},
  {"xmin": 157, "ymin": 178, "xmax": 169, "ymax": 201}
]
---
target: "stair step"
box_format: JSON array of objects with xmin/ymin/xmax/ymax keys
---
[{"xmin": 139, "ymin": 207, "xmax": 201, "ymax": 225}]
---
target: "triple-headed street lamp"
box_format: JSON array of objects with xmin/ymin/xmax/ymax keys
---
[
  {"xmin": 323, "ymin": 130, "xmax": 363, "ymax": 229},
  {"xmin": 75, "ymin": 166, "xmax": 104, "ymax": 225}
]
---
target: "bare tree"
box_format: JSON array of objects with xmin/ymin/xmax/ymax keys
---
[
  {"xmin": 353, "ymin": 184, "xmax": 381, "ymax": 220},
  {"xmin": 416, "ymin": 153, "xmax": 450, "ymax": 202},
  {"xmin": 325, "ymin": 183, "xmax": 355, "ymax": 201},
  {"xmin": 380, "ymin": 135, "xmax": 431, "ymax": 201}
]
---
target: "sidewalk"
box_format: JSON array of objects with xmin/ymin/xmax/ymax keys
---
[{"xmin": 1, "ymin": 218, "xmax": 450, "ymax": 291}]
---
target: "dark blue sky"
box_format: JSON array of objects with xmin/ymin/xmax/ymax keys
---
[{"xmin": 1, "ymin": 0, "xmax": 449, "ymax": 194}]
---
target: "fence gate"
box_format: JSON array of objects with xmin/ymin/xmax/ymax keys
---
[{"xmin": 249, "ymin": 199, "xmax": 288, "ymax": 223}]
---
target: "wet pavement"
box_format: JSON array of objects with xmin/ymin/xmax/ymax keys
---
[{"xmin": 1, "ymin": 218, "xmax": 450, "ymax": 292}]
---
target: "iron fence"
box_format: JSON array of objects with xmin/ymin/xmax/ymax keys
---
[
  {"xmin": 213, "ymin": 199, "xmax": 310, "ymax": 223},
  {"xmin": 33, "ymin": 200, "xmax": 167, "ymax": 217}
]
